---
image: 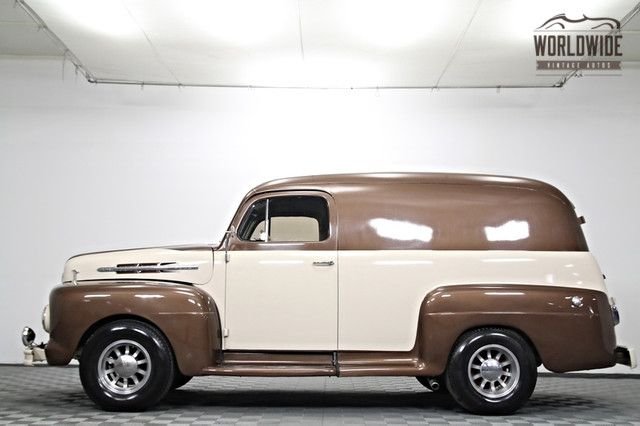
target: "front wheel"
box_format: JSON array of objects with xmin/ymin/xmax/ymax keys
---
[
  {"xmin": 446, "ymin": 328, "xmax": 537, "ymax": 415},
  {"xmin": 79, "ymin": 320, "xmax": 175, "ymax": 411},
  {"xmin": 171, "ymin": 371, "xmax": 193, "ymax": 390}
]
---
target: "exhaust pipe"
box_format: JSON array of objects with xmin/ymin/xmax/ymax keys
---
[{"xmin": 428, "ymin": 378, "xmax": 440, "ymax": 391}]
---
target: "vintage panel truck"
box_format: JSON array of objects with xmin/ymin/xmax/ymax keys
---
[{"xmin": 23, "ymin": 173, "xmax": 635, "ymax": 414}]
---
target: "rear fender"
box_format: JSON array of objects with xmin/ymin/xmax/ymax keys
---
[{"xmin": 418, "ymin": 284, "xmax": 616, "ymax": 374}]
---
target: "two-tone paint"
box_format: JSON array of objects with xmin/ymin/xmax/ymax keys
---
[{"xmin": 45, "ymin": 173, "xmax": 634, "ymax": 377}]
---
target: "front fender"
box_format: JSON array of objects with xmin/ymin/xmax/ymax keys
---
[
  {"xmin": 46, "ymin": 281, "xmax": 221, "ymax": 376},
  {"xmin": 417, "ymin": 284, "xmax": 616, "ymax": 375}
]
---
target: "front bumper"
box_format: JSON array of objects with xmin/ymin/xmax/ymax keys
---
[{"xmin": 615, "ymin": 346, "xmax": 637, "ymax": 369}]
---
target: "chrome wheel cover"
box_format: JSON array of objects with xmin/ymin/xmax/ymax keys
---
[
  {"xmin": 98, "ymin": 339, "xmax": 151, "ymax": 395},
  {"xmin": 467, "ymin": 344, "xmax": 520, "ymax": 399}
]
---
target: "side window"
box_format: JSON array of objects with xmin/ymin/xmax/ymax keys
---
[{"xmin": 238, "ymin": 196, "xmax": 329, "ymax": 242}]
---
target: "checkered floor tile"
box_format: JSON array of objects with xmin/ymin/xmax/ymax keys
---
[{"xmin": 0, "ymin": 366, "xmax": 638, "ymax": 424}]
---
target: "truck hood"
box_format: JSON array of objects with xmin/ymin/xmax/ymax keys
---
[{"xmin": 62, "ymin": 244, "xmax": 215, "ymax": 285}]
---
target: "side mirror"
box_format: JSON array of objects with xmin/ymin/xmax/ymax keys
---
[{"xmin": 22, "ymin": 326, "xmax": 36, "ymax": 347}]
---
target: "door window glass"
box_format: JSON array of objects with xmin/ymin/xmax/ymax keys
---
[{"xmin": 238, "ymin": 196, "xmax": 329, "ymax": 242}]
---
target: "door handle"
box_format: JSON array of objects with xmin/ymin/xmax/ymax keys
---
[{"xmin": 312, "ymin": 261, "xmax": 335, "ymax": 267}]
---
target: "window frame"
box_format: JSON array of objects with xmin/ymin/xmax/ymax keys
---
[{"xmin": 229, "ymin": 190, "xmax": 337, "ymax": 251}]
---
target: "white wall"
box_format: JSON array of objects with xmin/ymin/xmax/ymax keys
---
[{"xmin": 0, "ymin": 58, "xmax": 638, "ymax": 373}]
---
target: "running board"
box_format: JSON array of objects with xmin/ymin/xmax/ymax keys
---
[
  {"xmin": 338, "ymin": 365, "xmax": 423, "ymax": 377},
  {"xmin": 201, "ymin": 364, "xmax": 336, "ymax": 376},
  {"xmin": 200, "ymin": 350, "xmax": 427, "ymax": 377}
]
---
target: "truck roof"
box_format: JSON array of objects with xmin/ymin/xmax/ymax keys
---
[{"xmin": 249, "ymin": 173, "xmax": 573, "ymax": 207}]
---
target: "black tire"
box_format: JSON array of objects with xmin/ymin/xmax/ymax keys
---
[
  {"xmin": 445, "ymin": 328, "xmax": 537, "ymax": 415},
  {"xmin": 416, "ymin": 375, "xmax": 447, "ymax": 393},
  {"xmin": 79, "ymin": 319, "xmax": 175, "ymax": 411},
  {"xmin": 171, "ymin": 371, "xmax": 193, "ymax": 390}
]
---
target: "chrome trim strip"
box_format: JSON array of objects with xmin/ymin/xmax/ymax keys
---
[{"xmin": 97, "ymin": 264, "xmax": 199, "ymax": 273}]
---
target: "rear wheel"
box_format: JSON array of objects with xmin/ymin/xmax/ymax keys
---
[
  {"xmin": 445, "ymin": 328, "xmax": 537, "ymax": 415},
  {"xmin": 79, "ymin": 320, "xmax": 175, "ymax": 411}
]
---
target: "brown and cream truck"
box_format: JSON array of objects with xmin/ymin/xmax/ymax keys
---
[{"xmin": 23, "ymin": 173, "xmax": 636, "ymax": 414}]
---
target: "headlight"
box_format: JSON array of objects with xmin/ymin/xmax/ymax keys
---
[
  {"xmin": 612, "ymin": 304, "xmax": 620, "ymax": 326},
  {"xmin": 22, "ymin": 327, "xmax": 36, "ymax": 347},
  {"xmin": 42, "ymin": 304, "xmax": 50, "ymax": 333},
  {"xmin": 610, "ymin": 297, "xmax": 620, "ymax": 326}
]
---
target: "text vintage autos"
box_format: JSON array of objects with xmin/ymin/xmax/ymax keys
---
[{"xmin": 24, "ymin": 173, "xmax": 635, "ymax": 414}]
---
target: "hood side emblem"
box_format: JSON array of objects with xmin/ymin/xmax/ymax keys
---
[{"xmin": 97, "ymin": 262, "xmax": 199, "ymax": 274}]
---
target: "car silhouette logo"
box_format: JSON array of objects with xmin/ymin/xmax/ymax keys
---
[{"xmin": 537, "ymin": 14, "xmax": 620, "ymax": 31}]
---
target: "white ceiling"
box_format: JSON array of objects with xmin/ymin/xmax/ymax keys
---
[
  {"xmin": 0, "ymin": 0, "xmax": 62, "ymax": 57},
  {"xmin": 2, "ymin": 0, "xmax": 640, "ymax": 88}
]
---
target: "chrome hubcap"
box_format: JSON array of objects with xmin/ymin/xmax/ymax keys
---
[
  {"xmin": 113, "ymin": 354, "xmax": 138, "ymax": 378},
  {"xmin": 98, "ymin": 339, "xmax": 151, "ymax": 395},
  {"xmin": 467, "ymin": 344, "xmax": 520, "ymax": 399}
]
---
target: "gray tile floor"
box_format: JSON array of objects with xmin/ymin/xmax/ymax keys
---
[{"xmin": 0, "ymin": 366, "xmax": 638, "ymax": 425}]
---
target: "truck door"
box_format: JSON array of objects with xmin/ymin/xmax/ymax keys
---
[{"xmin": 224, "ymin": 191, "xmax": 338, "ymax": 351}]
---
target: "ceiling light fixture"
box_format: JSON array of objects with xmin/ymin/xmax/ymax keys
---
[
  {"xmin": 54, "ymin": 0, "xmax": 138, "ymax": 37},
  {"xmin": 174, "ymin": 0, "xmax": 295, "ymax": 47},
  {"xmin": 337, "ymin": 0, "xmax": 455, "ymax": 49}
]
